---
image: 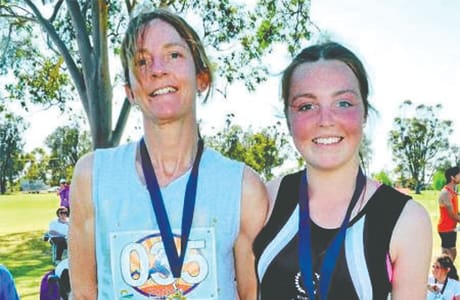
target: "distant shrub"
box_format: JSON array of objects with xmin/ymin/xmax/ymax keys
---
[
  {"xmin": 432, "ymin": 170, "xmax": 446, "ymax": 191},
  {"xmin": 373, "ymin": 170, "xmax": 393, "ymax": 186}
]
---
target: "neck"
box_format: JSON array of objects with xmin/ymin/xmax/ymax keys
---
[
  {"xmin": 436, "ymin": 275, "xmax": 448, "ymax": 284},
  {"xmin": 139, "ymin": 122, "xmax": 199, "ymax": 187},
  {"xmin": 447, "ymin": 182, "xmax": 457, "ymax": 190},
  {"xmin": 306, "ymin": 161, "xmax": 363, "ymax": 228},
  {"xmin": 306, "ymin": 161, "xmax": 361, "ymax": 203}
]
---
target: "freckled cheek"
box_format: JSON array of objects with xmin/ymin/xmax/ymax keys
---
[
  {"xmin": 288, "ymin": 115, "xmax": 313, "ymax": 142},
  {"xmin": 341, "ymin": 111, "xmax": 365, "ymax": 134}
]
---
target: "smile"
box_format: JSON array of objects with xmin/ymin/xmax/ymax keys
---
[
  {"xmin": 313, "ymin": 136, "xmax": 343, "ymax": 145},
  {"xmin": 150, "ymin": 86, "xmax": 177, "ymax": 97}
]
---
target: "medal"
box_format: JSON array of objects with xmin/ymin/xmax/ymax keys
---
[
  {"xmin": 298, "ymin": 168, "xmax": 365, "ymax": 300},
  {"xmin": 140, "ymin": 137, "xmax": 203, "ymax": 295},
  {"xmin": 167, "ymin": 290, "xmax": 187, "ymax": 300}
]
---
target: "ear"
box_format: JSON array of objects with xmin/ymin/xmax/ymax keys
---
[
  {"xmin": 197, "ymin": 70, "xmax": 210, "ymax": 93},
  {"xmin": 124, "ymin": 84, "xmax": 136, "ymax": 104}
]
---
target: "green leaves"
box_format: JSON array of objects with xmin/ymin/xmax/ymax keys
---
[
  {"xmin": 205, "ymin": 115, "xmax": 293, "ymax": 180},
  {"xmin": 6, "ymin": 56, "xmax": 71, "ymax": 111},
  {"xmin": 0, "ymin": 111, "xmax": 28, "ymax": 194},
  {"xmin": 389, "ymin": 101, "xmax": 453, "ymax": 191},
  {"xmin": 1, "ymin": 0, "xmax": 312, "ymax": 148}
]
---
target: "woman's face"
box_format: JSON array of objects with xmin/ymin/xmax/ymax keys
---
[
  {"xmin": 125, "ymin": 19, "xmax": 208, "ymax": 125},
  {"xmin": 287, "ymin": 59, "xmax": 365, "ymax": 171},
  {"xmin": 431, "ymin": 262, "xmax": 448, "ymax": 280}
]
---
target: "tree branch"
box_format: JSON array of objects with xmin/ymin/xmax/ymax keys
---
[
  {"xmin": 112, "ymin": 98, "xmax": 132, "ymax": 146},
  {"xmin": 65, "ymin": 0, "xmax": 93, "ymax": 80},
  {"xmin": 48, "ymin": 0, "xmax": 64, "ymax": 23},
  {"xmin": 22, "ymin": 0, "xmax": 88, "ymax": 114}
]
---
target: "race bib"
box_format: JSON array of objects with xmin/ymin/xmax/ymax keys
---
[{"xmin": 110, "ymin": 227, "xmax": 217, "ymax": 299}]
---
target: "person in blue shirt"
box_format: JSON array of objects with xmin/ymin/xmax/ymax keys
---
[{"xmin": 0, "ymin": 264, "xmax": 20, "ymax": 300}]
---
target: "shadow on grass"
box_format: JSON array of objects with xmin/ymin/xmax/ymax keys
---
[{"xmin": 0, "ymin": 230, "xmax": 55, "ymax": 299}]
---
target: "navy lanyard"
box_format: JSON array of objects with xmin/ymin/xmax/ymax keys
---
[
  {"xmin": 298, "ymin": 168, "xmax": 365, "ymax": 300},
  {"xmin": 435, "ymin": 278, "xmax": 448, "ymax": 295},
  {"xmin": 140, "ymin": 137, "xmax": 203, "ymax": 278}
]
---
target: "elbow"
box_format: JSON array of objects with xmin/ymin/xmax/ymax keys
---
[{"xmin": 70, "ymin": 288, "xmax": 97, "ymax": 300}]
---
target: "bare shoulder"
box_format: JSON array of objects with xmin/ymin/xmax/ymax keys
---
[
  {"xmin": 400, "ymin": 199, "xmax": 431, "ymax": 224},
  {"xmin": 242, "ymin": 166, "xmax": 267, "ymax": 198},
  {"xmin": 70, "ymin": 152, "xmax": 94, "ymax": 209},
  {"xmin": 438, "ymin": 188, "xmax": 450, "ymax": 205},
  {"xmin": 73, "ymin": 152, "xmax": 94, "ymax": 179},
  {"xmin": 390, "ymin": 198, "xmax": 432, "ymax": 259},
  {"xmin": 266, "ymin": 176, "xmax": 283, "ymax": 219},
  {"xmin": 241, "ymin": 166, "xmax": 268, "ymax": 225}
]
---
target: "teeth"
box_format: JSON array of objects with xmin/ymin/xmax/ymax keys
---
[
  {"xmin": 152, "ymin": 87, "xmax": 176, "ymax": 96},
  {"xmin": 313, "ymin": 137, "xmax": 342, "ymax": 145}
]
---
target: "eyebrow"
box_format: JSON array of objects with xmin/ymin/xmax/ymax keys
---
[
  {"xmin": 291, "ymin": 89, "xmax": 359, "ymax": 103},
  {"xmin": 136, "ymin": 42, "xmax": 189, "ymax": 54}
]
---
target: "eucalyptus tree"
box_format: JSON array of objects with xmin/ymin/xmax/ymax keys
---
[
  {"xmin": 0, "ymin": 112, "xmax": 27, "ymax": 194},
  {"xmin": 205, "ymin": 114, "xmax": 293, "ymax": 180},
  {"xmin": 1, "ymin": 0, "xmax": 313, "ymax": 148},
  {"xmin": 389, "ymin": 100, "xmax": 453, "ymax": 193},
  {"xmin": 45, "ymin": 124, "xmax": 92, "ymax": 183}
]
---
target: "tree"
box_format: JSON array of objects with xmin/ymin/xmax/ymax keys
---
[
  {"xmin": 205, "ymin": 114, "xmax": 293, "ymax": 180},
  {"xmin": 431, "ymin": 169, "xmax": 446, "ymax": 191},
  {"xmin": 1, "ymin": 0, "xmax": 313, "ymax": 148},
  {"xmin": 389, "ymin": 100, "xmax": 453, "ymax": 193},
  {"xmin": 0, "ymin": 112, "xmax": 27, "ymax": 194},
  {"xmin": 359, "ymin": 134, "xmax": 372, "ymax": 174},
  {"xmin": 45, "ymin": 125, "xmax": 91, "ymax": 184},
  {"xmin": 373, "ymin": 170, "xmax": 392, "ymax": 186},
  {"xmin": 23, "ymin": 147, "xmax": 50, "ymax": 183}
]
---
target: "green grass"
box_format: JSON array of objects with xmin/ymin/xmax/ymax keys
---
[
  {"xmin": 412, "ymin": 190, "xmax": 442, "ymax": 259},
  {"xmin": 0, "ymin": 193, "xmax": 60, "ymax": 300},
  {"xmin": 0, "ymin": 189, "xmax": 449, "ymax": 298}
]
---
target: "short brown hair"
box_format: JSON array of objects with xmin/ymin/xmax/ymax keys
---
[{"xmin": 120, "ymin": 9, "xmax": 213, "ymax": 102}]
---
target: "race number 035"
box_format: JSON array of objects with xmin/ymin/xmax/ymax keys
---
[{"xmin": 120, "ymin": 239, "xmax": 208, "ymax": 287}]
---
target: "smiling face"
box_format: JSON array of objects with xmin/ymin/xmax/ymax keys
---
[
  {"xmin": 431, "ymin": 262, "xmax": 448, "ymax": 281},
  {"xmin": 287, "ymin": 59, "xmax": 365, "ymax": 171},
  {"xmin": 125, "ymin": 19, "xmax": 209, "ymax": 125}
]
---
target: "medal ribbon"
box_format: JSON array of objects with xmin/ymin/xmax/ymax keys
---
[
  {"xmin": 140, "ymin": 137, "xmax": 203, "ymax": 278},
  {"xmin": 298, "ymin": 168, "xmax": 365, "ymax": 300}
]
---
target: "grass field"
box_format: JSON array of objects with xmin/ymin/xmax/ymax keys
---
[
  {"xmin": 0, "ymin": 193, "xmax": 60, "ymax": 300},
  {"xmin": 0, "ymin": 189, "xmax": 449, "ymax": 298}
]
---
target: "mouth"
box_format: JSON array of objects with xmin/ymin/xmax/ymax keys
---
[
  {"xmin": 149, "ymin": 86, "xmax": 177, "ymax": 97},
  {"xmin": 312, "ymin": 136, "xmax": 343, "ymax": 145}
]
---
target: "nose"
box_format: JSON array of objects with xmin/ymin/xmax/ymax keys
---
[
  {"xmin": 318, "ymin": 106, "xmax": 335, "ymax": 127},
  {"xmin": 149, "ymin": 57, "xmax": 167, "ymax": 77}
]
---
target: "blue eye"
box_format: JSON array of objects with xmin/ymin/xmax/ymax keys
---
[
  {"xmin": 337, "ymin": 100, "xmax": 353, "ymax": 108},
  {"xmin": 170, "ymin": 52, "xmax": 181, "ymax": 59},
  {"xmin": 298, "ymin": 103, "xmax": 315, "ymax": 112},
  {"xmin": 136, "ymin": 58, "xmax": 147, "ymax": 66}
]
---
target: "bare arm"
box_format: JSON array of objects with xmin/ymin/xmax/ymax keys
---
[
  {"xmin": 389, "ymin": 200, "xmax": 432, "ymax": 299},
  {"xmin": 439, "ymin": 189, "xmax": 460, "ymax": 222},
  {"xmin": 265, "ymin": 177, "xmax": 282, "ymax": 222},
  {"xmin": 235, "ymin": 167, "xmax": 269, "ymax": 300},
  {"xmin": 68, "ymin": 153, "xmax": 97, "ymax": 299}
]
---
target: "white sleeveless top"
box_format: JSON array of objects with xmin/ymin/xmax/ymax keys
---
[{"xmin": 92, "ymin": 141, "xmax": 244, "ymax": 299}]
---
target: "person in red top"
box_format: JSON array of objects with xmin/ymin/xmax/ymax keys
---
[{"xmin": 438, "ymin": 166, "xmax": 460, "ymax": 261}]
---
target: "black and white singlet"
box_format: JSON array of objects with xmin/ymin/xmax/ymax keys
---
[{"xmin": 253, "ymin": 170, "xmax": 410, "ymax": 300}]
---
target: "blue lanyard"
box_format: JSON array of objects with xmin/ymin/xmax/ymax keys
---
[
  {"xmin": 298, "ymin": 168, "xmax": 365, "ymax": 300},
  {"xmin": 140, "ymin": 137, "xmax": 203, "ymax": 278}
]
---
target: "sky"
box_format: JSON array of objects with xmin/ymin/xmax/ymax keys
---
[{"xmin": 14, "ymin": 0, "xmax": 460, "ymax": 174}]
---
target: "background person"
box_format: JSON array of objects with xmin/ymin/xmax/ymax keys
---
[
  {"xmin": 57, "ymin": 178, "xmax": 70, "ymax": 209},
  {"xmin": 427, "ymin": 255, "xmax": 460, "ymax": 300},
  {"xmin": 438, "ymin": 166, "xmax": 460, "ymax": 261},
  {"xmin": 69, "ymin": 8, "xmax": 267, "ymax": 300},
  {"xmin": 0, "ymin": 264, "xmax": 20, "ymax": 300},
  {"xmin": 253, "ymin": 41, "xmax": 432, "ymax": 299},
  {"xmin": 48, "ymin": 206, "xmax": 69, "ymax": 263}
]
